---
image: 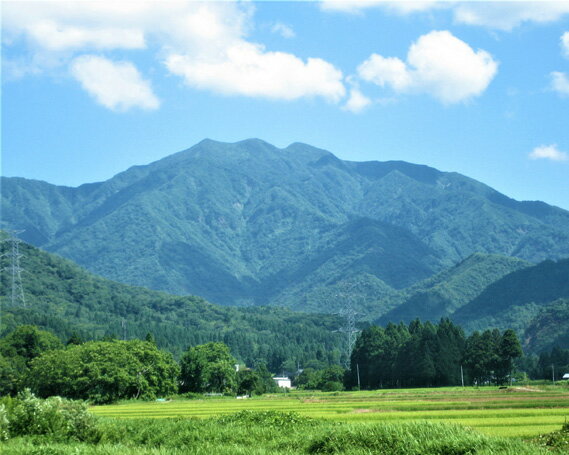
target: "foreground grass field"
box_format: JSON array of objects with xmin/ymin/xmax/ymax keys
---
[
  {"xmin": 91, "ymin": 386, "xmax": 569, "ymax": 438},
  {"xmin": 5, "ymin": 386, "xmax": 569, "ymax": 454}
]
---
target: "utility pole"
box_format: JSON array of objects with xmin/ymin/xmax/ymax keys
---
[
  {"xmin": 121, "ymin": 318, "xmax": 127, "ymax": 341},
  {"xmin": 356, "ymin": 363, "xmax": 361, "ymax": 390},
  {"xmin": 552, "ymin": 364, "xmax": 555, "ymax": 384},
  {"xmin": 461, "ymin": 365, "xmax": 465, "ymax": 387}
]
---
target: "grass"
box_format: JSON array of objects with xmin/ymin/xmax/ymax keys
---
[
  {"xmin": 5, "ymin": 386, "xmax": 569, "ymax": 454},
  {"xmin": 2, "ymin": 413, "xmax": 559, "ymax": 455},
  {"xmin": 91, "ymin": 385, "xmax": 569, "ymax": 438}
]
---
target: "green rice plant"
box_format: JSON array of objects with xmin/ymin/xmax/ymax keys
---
[{"xmin": 307, "ymin": 421, "xmax": 547, "ymax": 455}]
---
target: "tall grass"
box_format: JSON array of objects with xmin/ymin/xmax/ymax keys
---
[{"xmin": 3, "ymin": 413, "xmax": 555, "ymax": 455}]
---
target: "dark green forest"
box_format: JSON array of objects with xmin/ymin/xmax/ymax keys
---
[{"xmin": 0, "ymin": 240, "xmax": 343, "ymax": 371}]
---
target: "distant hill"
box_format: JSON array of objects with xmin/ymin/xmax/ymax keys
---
[
  {"xmin": 451, "ymin": 258, "xmax": 569, "ymax": 344},
  {"xmin": 377, "ymin": 253, "xmax": 530, "ymax": 324},
  {"xmin": 523, "ymin": 299, "xmax": 569, "ymax": 353},
  {"xmin": 0, "ymin": 239, "xmax": 344, "ymax": 369},
  {"xmin": 4, "ymin": 138, "xmax": 569, "ymax": 313}
]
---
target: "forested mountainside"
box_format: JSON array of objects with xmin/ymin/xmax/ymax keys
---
[
  {"xmin": 4, "ymin": 138, "xmax": 569, "ymax": 311},
  {"xmin": 452, "ymin": 258, "xmax": 569, "ymax": 337},
  {"xmin": 523, "ymin": 299, "xmax": 569, "ymax": 353},
  {"xmin": 376, "ymin": 253, "xmax": 530, "ymax": 324},
  {"xmin": 0, "ymin": 240, "xmax": 343, "ymax": 370},
  {"xmin": 2, "ymin": 238, "xmax": 568, "ymax": 356}
]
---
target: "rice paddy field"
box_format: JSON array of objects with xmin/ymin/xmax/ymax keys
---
[
  {"xmin": 91, "ymin": 385, "xmax": 569, "ymax": 438},
  {"xmin": 5, "ymin": 386, "xmax": 569, "ymax": 454}
]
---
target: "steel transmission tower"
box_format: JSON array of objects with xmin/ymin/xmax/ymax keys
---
[
  {"xmin": 2, "ymin": 230, "xmax": 27, "ymax": 308},
  {"xmin": 335, "ymin": 283, "xmax": 360, "ymax": 369}
]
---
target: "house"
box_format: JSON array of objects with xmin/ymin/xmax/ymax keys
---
[
  {"xmin": 562, "ymin": 373, "xmax": 569, "ymax": 380},
  {"xmin": 273, "ymin": 376, "xmax": 292, "ymax": 389}
]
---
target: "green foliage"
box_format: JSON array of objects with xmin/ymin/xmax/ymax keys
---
[
  {"xmin": 307, "ymin": 421, "xmax": 533, "ymax": 455},
  {"xmin": 348, "ymin": 319, "xmax": 522, "ymax": 388},
  {"xmin": 535, "ymin": 346, "xmax": 569, "ymax": 380},
  {"xmin": 534, "ymin": 420, "xmax": 569, "ymax": 451},
  {"xmin": 378, "ymin": 253, "xmax": 530, "ymax": 324},
  {"xmin": 463, "ymin": 329, "xmax": 522, "ymax": 385},
  {"xmin": 296, "ymin": 365, "xmax": 346, "ymax": 391},
  {"xmin": 524, "ymin": 299, "xmax": 569, "ymax": 353},
  {"xmin": 453, "ymin": 258, "xmax": 569, "ymax": 339},
  {"xmin": 0, "ymin": 241, "xmax": 344, "ymax": 370},
  {"xmin": 0, "ymin": 325, "xmax": 63, "ymax": 395},
  {"xmin": 216, "ymin": 410, "xmax": 316, "ymax": 427},
  {"xmin": 27, "ymin": 340, "xmax": 179, "ymax": 404},
  {"xmin": 180, "ymin": 342, "xmax": 237, "ymax": 394},
  {"xmin": 5, "ymin": 390, "xmax": 100, "ymax": 442},
  {"xmin": 0, "ymin": 325, "xmax": 63, "ymax": 364}
]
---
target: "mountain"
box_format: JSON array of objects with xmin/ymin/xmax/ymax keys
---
[
  {"xmin": 523, "ymin": 299, "xmax": 569, "ymax": 353},
  {"xmin": 451, "ymin": 258, "xmax": 569, "ymax": 340},
  {"xmin": 4, "ymin": 138, "xmax": 569, "ymax": 312},
  {"xmin": 0, "ymin": 239, "xmax": 344, "ymax": 369},
  {"xmin": 376, "ymin": 253, "xmax": 530, "ymax": 325}
]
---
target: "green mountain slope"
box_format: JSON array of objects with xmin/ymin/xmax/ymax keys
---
[
  {"xmin": 452, "ymin": 258, "xmax": 569, "ymax": 338},
  {"xmin": 0, "ymin": 240, "xmax": 344, "ymax": 369},
  {"xmin": 522, "ymin": 299, "xmax": 569, "ymax": 353},
  {"xmin": 377, "ymin": 253, "xmax": 530, "ymax": 324},
  {"xmin": 4, "ymin": 138, "xmax": 569, "ymax": 312}
]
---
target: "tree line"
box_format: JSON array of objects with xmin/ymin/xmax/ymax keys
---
[
  {"xmin": 0, "ymin": 325, "xmax": 280, "ymax": 403},
  {"xmin": 0, "ymin": 320, "xmax": 551, "ymax": 403},
  {"xmin": 345, "ymin": 319, "xmax": 523, "ymax": 389}
]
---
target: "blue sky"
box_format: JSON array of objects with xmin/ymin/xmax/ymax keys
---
[{"xmin": 2, "ymin": 1, "xmax": 569, "ymax": 210}]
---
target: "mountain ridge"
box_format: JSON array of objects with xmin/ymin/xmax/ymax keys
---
[{"xmin": 4, "ymin": 138, "xmax": 569, "ymax": 311}]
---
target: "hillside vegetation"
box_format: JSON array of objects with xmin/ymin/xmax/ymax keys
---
[
  {"xmin": 4, "ymin": 138, "xmax": 569, "ymax": 312},
  {"xmin": 452, "ymin": 258, "xmax": 569, "ymax": 338},
  {"xmin": 0, "ymin": 240, "xmax": 343, "ymax": 369},
  {"xmin": 377, "ymin": 253, "xmax": 530, "ymax": 324}
]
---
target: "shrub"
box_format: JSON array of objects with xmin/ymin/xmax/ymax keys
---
[{"xmin": 6, "ymin": 389, "xmax": 100, "ymax": 442}]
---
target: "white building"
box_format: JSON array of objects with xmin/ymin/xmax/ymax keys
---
[
  {"xmin": 562, "ymin": 373, "xmax": 569, "ymax": 380},
  {"xmin": 273, "ymin": 376, "xmax": 292, "ymax": 389}
]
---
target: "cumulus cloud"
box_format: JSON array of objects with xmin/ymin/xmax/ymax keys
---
[
  {"xmin": 357, "ymin": 30, "xmax": 497, "ymax": 104},
  {"xmin": 551, "ymin": 71, "xmax": 569, "ymax": 96},
  {"xmin": 529, "ymin": 144, "xmax": 568, "ymax": 162},
  {"xmin": 3, "ymin": 2, "xmax": 345, "ymax": 106},
  {"xmin": 342, "ymin": 87, "xmax": 372, "ymax": 113},
  {"xmin": 271, "ymin": 22, "xmax": 295, "ymax": 39},
  {"xmin": 70, "ymin": 55, "xmax": 159, "ymax": 111},
  {"xmin": 166, "ymin": 42, "xmax": 345, "ymax": 102}
]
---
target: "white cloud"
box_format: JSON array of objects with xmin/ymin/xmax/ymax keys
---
[
  {"xmin": 3, "ymin": 2, "xmax": 345, "ymax": 105},
  {"xmin": 358, "ymin": 54, "xmax": 412, "ymax": 91},
  {"xmin": 271, "ymin": 22, "xmax": 295, "ymax": 39},
  {"xmin": 453, "ymin": 2, "xmax": 569, "ymax": 31},
  {"xmin": 70, "ymin": 55, "xmax": 159, "ymax": 111},
  {"xmin": 320, "ymin": 1, "xmax": 569, "ymax": 30},
  {"xmin": 551, "ymin": 71, "xmax": 569, "ymax": 96},
  {"xmin": 320, "ymin": 0, "xmax": 440, "ymax": 14},
  {"xmin": 562, "ymin": 32, "xmax": 569, "ymax": 59},
  {"xmin": 165, "ymin": 42, "xmax": 345, "ymax": 102},
  {"xmin": 358, "ymin": 30, "xmax": 497, "ymax": 104},
  {"xmin": 529, "ymin": 144, "xmax": 568, "ymax": 162},
  {"xmin": 343, "ymin": 87, "xmax": 372, "ymax": 113}
]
